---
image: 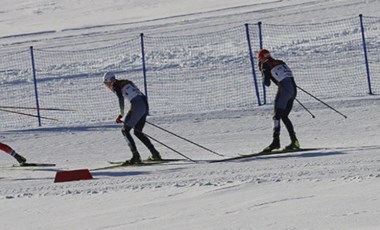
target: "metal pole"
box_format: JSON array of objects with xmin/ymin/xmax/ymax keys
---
[
  {"xmin": 258, "ymin": 21, "xmax": 267, "ymax": 105},
  {"xmin": 294, "ymin": 98, "xmax": 315, "ymax": 118},
  {"xmin": 134, "ymin": 128, "xmax": 196, "ymax": 163},
  {"xmin": 359, "ymin": 14, "xmax": 373, "ymax": 95},
  {"xmin": 140, "ymin": 33, "xmax": 149, "ymax": 100},
  {"xmin": 245, "ymin": 23, "xmax": 262, "ymax": 106},
  {"xmin": 30, "ymin": 46, "xmax": 42, "ymax": 126},
  {"xmin": 147, "ymin": 121, "xmax": 224, "ymax": 157},
  {"xmin": 297, "ymin": 86, "xmax": 347, "ymax": 119}
]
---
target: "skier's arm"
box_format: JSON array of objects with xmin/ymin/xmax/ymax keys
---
[
  {"xmin": 261, "ymin": 62, "xmax": 271, "ymax": 87},
  {"xmin": 114, "ymin": 86, "xmax": 125, "ymax": 116}
]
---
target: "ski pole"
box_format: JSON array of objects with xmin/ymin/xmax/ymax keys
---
[
  {"xmin": 297, "ymin": 86, "xmax": 347, "ymax": 119},
  {"xmin": 294, "ymin": 98, "xmax": 315, "ymax": 118},
  {"xmin": 0, "ymin": 105, "xmax": 75, "ymax": 111},
  {"xmin": 0, "ymin": 108, "xmax": 59, "ymax": 121},
  {"xmin": 133, "ymin": 128, "xmax": 197, "ymax": 163},
  {"xmin": 147, "ymin": 121, "xmax": 225, "ymax": 157}
]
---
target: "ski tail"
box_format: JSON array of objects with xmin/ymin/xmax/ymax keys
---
[{"xmin": 15, "ymin": 163, "xmax": 56, "ymax": 167}]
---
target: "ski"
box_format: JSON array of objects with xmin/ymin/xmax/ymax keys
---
[
  {"xmin": 108, "ymin": 158, "xmax": 182, "ymax": 165},
  {"xmin": 92, "ymin": 159, "xmax": 182, "ymax": 171},
  {"xmin": 13, "ymin": 162, "xmax": 56, "ymax": 167},
  {"xmin": 209, "ymin": 148, "xmax": 322, "ymax": 163},
  {"xmin": 91, "ymin": 162, "xmax": 157, "ymax": 171}
]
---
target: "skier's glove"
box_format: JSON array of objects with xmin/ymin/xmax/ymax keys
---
[{"xmin": 115, "ymin": 115, "xmax": 123, "ymax": 123}]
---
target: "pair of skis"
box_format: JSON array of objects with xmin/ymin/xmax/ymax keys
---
[
  {"xmin": 91, "ymin": 158, "xmax": 181, "ymax": 171},
  {"xmin": 92, "ymin": 147, "xmax": 322, "ymax": 170},
  {"xmin": 10, "ymin": 147, "xmax": 322, "ymax": 169}
]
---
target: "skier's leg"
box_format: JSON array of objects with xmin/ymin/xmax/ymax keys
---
[
  {"xmin": 264, "ymin": 86, "xmax": 293, "ymax": 152},
  {"xmin": 271, "ymin": 117, "xmax": 281, "ymax": 147},
  {"xmin": 0, "ymin": 142, "xmax": 13, "ymax": 153},
  {"xmin": 271, "ymin": 109, "xmax": 283, "ymax": 148},
  {"xmin": 133, "ymin": 116, "xmax": 162, "ymax": 160},
  {"xmin": 126, "ymin": 97, "xmax": 161, "ymax": 160},
  {"xmin": 134, "ymin": 116, "xmax": 152, "ymax": 148},
  {"xmin": 0, "ymin": 142, "xmax": 27, "ymax": 164},
  {"xmin": 122, "ymin": 113, "xmax": 141, "ymax": 163},
  {"xmin": 282, "ymin": 99, "xmax": 300, "ymax": 150},
  {"xmin": 282, "ymin": 117, "xmax": 296, "ymax": 141},
  {"xmin": 121, "ymin": 124, "xmax": 137, "ymax": 151},
  {"xmin": 263, "ymin": 107, "xmax": 282, "ymax": 152}
]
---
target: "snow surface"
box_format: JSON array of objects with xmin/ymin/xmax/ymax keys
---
[{"xmin": 1, "ymin": 0, "xmax": 380, "ymax": 230}]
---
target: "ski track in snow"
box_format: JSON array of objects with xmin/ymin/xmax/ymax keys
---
[{"xmin": 1, "ymin": 144, "xmax": 379, "ymax": 200}]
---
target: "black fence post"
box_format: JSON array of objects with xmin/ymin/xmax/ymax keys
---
[
  {"xmin": 257, "ymin": 21, "xmax": 267, "ymax": 104},
  {"xmin": 359, "ymin": 14, "xmax": 373, "ymax": 95},
  {"xmin": 245, "ymin": 23, "xmax": 262, "ymax": 106},
  {"xmin": 140, "ymin": 33, "xmax": 149, "ymax": 101},
  {"xmin": 30, "ymin": 46, "xmax": 42, "ymax": 127}
]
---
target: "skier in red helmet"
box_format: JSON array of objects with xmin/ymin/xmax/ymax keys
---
[{"xmin": 257, "ymin": 49, "xmax": 300, "ymax": 152}]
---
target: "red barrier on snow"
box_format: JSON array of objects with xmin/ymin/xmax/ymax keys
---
[{"xmin": 54, "ymin": 169, "xmax": 93, "ymax": 183}]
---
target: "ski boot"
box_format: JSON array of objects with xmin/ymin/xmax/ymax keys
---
[
  {"xmin": 123, "ymin": 155, "xmax": 142, "ymax": 165},
  {"xmin": 284, "ymin": 139, "xmax": 300, "ymax": 151},
  {"xmin": 13, "ymin": 153, "xmax": 27, "ymax": 164},
  {"xmin": 262, "ymin": 137, "xmax": 280, "ymax": 153},
  {"xmin": 284, "ymin": 132, "xmax": 300, "ymax": 151},
  {"xmin": 148, "ymin": 148, "xmax": 162, "ymax": 161},
  {"xmin": 123, "ymin": 150, "xmax": 142, "ymax": 165}
]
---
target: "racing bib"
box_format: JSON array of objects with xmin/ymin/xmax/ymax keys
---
[
  {"xmin": 121, "ymin": 82, "xmax": 143, "ymax": 101},
  {"xmin": 271, "ymin": 64, "xmax": 293, "ymax": 82}
]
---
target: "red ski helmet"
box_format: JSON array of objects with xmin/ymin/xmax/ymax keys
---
[{"xmin": 257, "ymin": 49, "xmax": 271, "ymax": 61}]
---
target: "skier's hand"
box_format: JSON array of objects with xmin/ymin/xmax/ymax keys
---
[{"xmin": 115, "ymin": 115, "xmax": 123, "ymax": 123}]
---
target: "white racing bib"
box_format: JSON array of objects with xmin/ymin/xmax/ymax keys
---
[
  {"xmin": 270, "ymin": 64, "xmax": 293, "ymax": 82},
  {"xmin": 121, "ymin": 82, "xmax": 143, "ymax": 102}
]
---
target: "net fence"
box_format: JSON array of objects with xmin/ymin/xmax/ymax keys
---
[{"xmin": 1, "ymin": 16, "xmax": 379, "ymax": 130}]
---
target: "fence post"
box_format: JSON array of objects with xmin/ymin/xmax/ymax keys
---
[
  {"xmin": 257, "ymin": 21, "xmax": 267, "ymax": 104},
  {"xmin": 359, "ymin": 14, "xmax": 373, "ymax": 95},
  {"xmin": 245, "ymin": 24, "xmax": 262, "ymax": 106},
  {"xmin": 140, "ymin": 33, "xmax": 149, "ymax": 102},
  {"xmin": 29, "ymin": 46, "xmax": 42, "ymax": 127}
]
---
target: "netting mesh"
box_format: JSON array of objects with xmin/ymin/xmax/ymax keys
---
[
  {"xmin": 0, "ymin": 50, "xmax": 38, "ymax": 129},
  {"xmin": 143, "ymin": 26, "xmax": 256, "ymax": 115},
  {"xmin": 18, "ymin": 39, "xmax": 142, "ymax": 128},
  {"xmin": 1, "ymin": 16, "xmax": 379, "ymax": 130},
  {"xmin": 248, "ymin": 17, "xmax": 370, "ymax": 105}
]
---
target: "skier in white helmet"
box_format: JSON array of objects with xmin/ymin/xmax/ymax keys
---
[{"xmin": 103, "ymin": 72, "xmax": 162, "ymax": 164}]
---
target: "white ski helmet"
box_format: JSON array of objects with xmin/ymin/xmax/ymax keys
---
[{"xmin": 103, "ymin": 72, "xmax": 116, "ymax": 83}]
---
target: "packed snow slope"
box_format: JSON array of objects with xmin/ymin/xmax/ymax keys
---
[{"xmin": 1, "ymin": 0, "xmax": 380, "ymax": 230}]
